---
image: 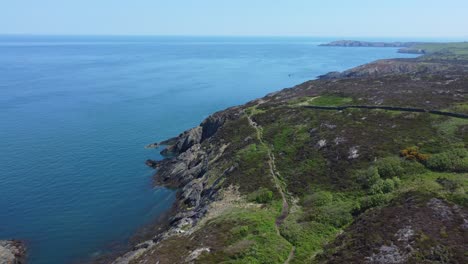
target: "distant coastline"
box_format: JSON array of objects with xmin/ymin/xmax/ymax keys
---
[{"xmin": 320, "ymin": 40, "xmax": 426, "ymax": 54}]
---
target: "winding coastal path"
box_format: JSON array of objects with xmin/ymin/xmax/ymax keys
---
[
  {"xmin": 242, "ymin": 102, "xmax": 468, "ymax": 263},
  {"xmin": 245, "ymin": 111, "xmax": 296, "ymax": 264}
]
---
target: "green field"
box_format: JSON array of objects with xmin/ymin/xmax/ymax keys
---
[{"xmin": 413, "ymin": 42, "xmax": 468, "ymax": 56}]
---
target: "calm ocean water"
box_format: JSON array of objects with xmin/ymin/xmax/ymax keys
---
[{"xmin": 0, "ymin": 36, "xmax": 417, "ymax": 263}]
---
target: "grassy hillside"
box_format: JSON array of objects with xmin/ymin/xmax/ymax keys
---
[{"xmin": 412, "ymin": 42, "xmax": 468, "ymax": 56}]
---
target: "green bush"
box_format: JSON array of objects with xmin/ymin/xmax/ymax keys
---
[
  {"xmin": 309, "ymin": 202, "xmax": 354, "ymax": 228},
  {"xmin": 359, "ymin": 194, "xmax": 391, "ymax": 210},
  {"xmin": 375, "ymin": 157, "xmax": 405, "ymax": 178},
  {"xmin": 392, "ymin": 177, "xmax": 401, "ymax": 188},
  {"xmin": 426, "ymin": 148, "xmax": 468, "ymax": 172},
  {"xmin": 247, "ymin": 188, "xmax": 273, "ymax": 204},
  {"xmin": 426, "ymin": 152, "xmax": 453, "ymax": 171},
  {"xmin": 302, "ymin": 191, "xmax": 333, "ymax": 207},
  {"xmin": 457, "ymin": 157, "xmax": 468, "ymax": 172},
  {"xmin": 357, "ymin": 167, "xmax": 381, "ymax": 188},
  {"xmin": 447, "ymin": 193, "xmax": 468, "ymax": 207},
  {"xmin": 369, "ymin": 179, "xmax": 385, "ymax": 195},
  {"xmin": 369, "ymin": 177, "xmax": 400, "ymax": 194},
  {"xmin": 231, "ymin": 225, "xmax": 249, "ymax": 238},
  {"xmin": 382, "ymin": 178, "xmax": 396, "ymax": 193},
  {"xmin": 401, "ymin": 160, "xmax": 427, "ymax": 175}
]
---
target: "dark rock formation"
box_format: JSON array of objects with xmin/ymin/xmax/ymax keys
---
[{"xmin": 144, "ymin": 142, "xmax": 159, "ymax": 149}]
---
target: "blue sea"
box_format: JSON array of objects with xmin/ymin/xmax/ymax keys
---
[{"xmin": 0, "ymin": 36, "xmax": 418, "ymax": 264}]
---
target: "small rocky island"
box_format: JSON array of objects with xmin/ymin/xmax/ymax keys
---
[{"xmin": 108, "ymin": 42, "xmax": 468, "ymax": 263}]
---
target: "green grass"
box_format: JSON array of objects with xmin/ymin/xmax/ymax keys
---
[
  {"xmin": 281, "ymin": 210, "xmax": 338, "ymax": 263},
  {"xmin": 398, "ymin": 171, "xmax": 467, "ymax": 206},
  {"xmin": 434, "ymin": 117, "xmax": 468, "ymax": 140},
  {"xmin": 203, "ymin": 101, "xmax": 467, "ymax": 263},
  {"xmin": 448, "ymin": 102, "xmax": 468, "ymax": 114},
  {"xmin": 412, "ymin": 42, "xmax": 468, "ymax": 56},
  {"xmin": 280, "ymin": 189, "xmax": 361, "ymax": 263},
  {"xmin": 198, "ymin": 205, "xmax": 292, "ymax": 264},
  {"xmin": 227, "ymin": 143, "xmax": 279, "ymax": 195},
  {"xmin": 245, "ymin": 105, "xmax": 267, "ymax": 116},
  {"xmin": 307, "ymin": 95, "xmax": 353, "ymax": 106}
]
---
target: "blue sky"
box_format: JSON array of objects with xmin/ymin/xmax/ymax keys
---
[{"xmin": 1, "ymin": 0, "xmax": 467, "ymax": 38}]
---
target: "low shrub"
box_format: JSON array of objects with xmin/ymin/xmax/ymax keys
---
[
  {"xmin": 426, "ymin": 148, "xmax": 468, "ymax": 172},
  {"xmin": 400, "ymin": 146, "xmax": 430, "ymax": 162},
  {"xmin": 369, "ymin": 177, "xmax": 400, "ymax": 195},
  {"xmin": 302, "ymin": 191, "xmax": 333, "ymax": 207},
  {"xmin": 357, "ymin": 167, "xmax": 381, "ymax": 188},
  {"xmin": 314, "ymin": 204, "xmax": 354, "ymax": 228},
  {"xmin": 426, "ymin": 153, "xmax": 453, "ymax": 171},
  {"xmin": 392, "ymin": 177, "xmax": 402, "ymax": 188},
  {"xmin": 231, "ymin": 225, "xmax": 249, "ymax": 238},
  {"xmin": 401, "ymin": 160, "xmax": 427, "ymax": 175},
  {"xmin": 436, "ymin": 177, "xmax": 463, "ymax": 192},
  {"xmin": 304, "ymin": 201, "xmax": 354, "ymax": 228},
  {"xmin": 457, "ymin": 157, "xmax": 468, "ymax": 172},
  {"xmin": 247, "ymin": 188, "xmax": 273, "ymax": 204},
  {"xmin": 375, "ymin": 157, "xmax": 405, "ymax": 178},
  {"xmin": 359, "ymin": 194, "xmax": 391, "ymax": 210}
]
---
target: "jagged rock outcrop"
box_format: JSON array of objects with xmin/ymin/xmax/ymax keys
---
[
  {"xmin": 159, "ymin": 111, "xmax": 229, "ymax": 157},
  {"xmin": 0, "ymin": 240, "xmax": 26, "ymax": 264},
  {"xmin": 112, "ymin": 109, "xmax": 243, "ymax": 264}
]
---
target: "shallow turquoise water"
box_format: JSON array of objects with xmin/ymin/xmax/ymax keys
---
[{"xmin": 0, "ymin": 36, "xmax": 418, "ymax": 263}]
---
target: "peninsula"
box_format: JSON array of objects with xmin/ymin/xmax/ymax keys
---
[{"xmin": 112, "ymin": 42, "xmax": 468, "ymax": 264}]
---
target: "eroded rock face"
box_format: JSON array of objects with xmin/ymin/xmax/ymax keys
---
[
  {"xmin": 112, "ymin": 109, "xmax": 242, "ymax": 264},
  {"xmin": 161, "ymin": 126, "xmax": 203, "ymax": 156},
  {"xmin": 0, "ymin": 240, "xmax": 26, "ymax": 264},
  {"xmin": 160, "ymin": 111, "xmax": 229, "ymax": 157}
]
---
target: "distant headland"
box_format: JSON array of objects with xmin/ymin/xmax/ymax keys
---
[{"xmin": 320, "ymin": 40, "xmax": 426, "ymax": 54}]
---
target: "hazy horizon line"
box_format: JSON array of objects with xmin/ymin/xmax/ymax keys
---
[{"xmin": 0, "ymin": 33, "xmax": 467, "ymax": 41}]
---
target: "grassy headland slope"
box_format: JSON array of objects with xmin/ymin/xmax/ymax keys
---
[
  {"xmin": 113, "ymin": 43, "xmax": 468, "ymax": 264},
  {"xmin": 402, "ymin": 42, "xmax": 468, "ymax": 57}
]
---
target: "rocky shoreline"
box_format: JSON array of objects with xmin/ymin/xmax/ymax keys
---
[
  {"xmin": 0, "ymin": 240, "xmax": 26, "ymax": 264},
  {"xmin": 110, "ymin": 42, "xmax": 468, "ymax": 263},
  {"xmin": 113, "ymin": 110, "xmax": 238, "ymax": 263}
]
